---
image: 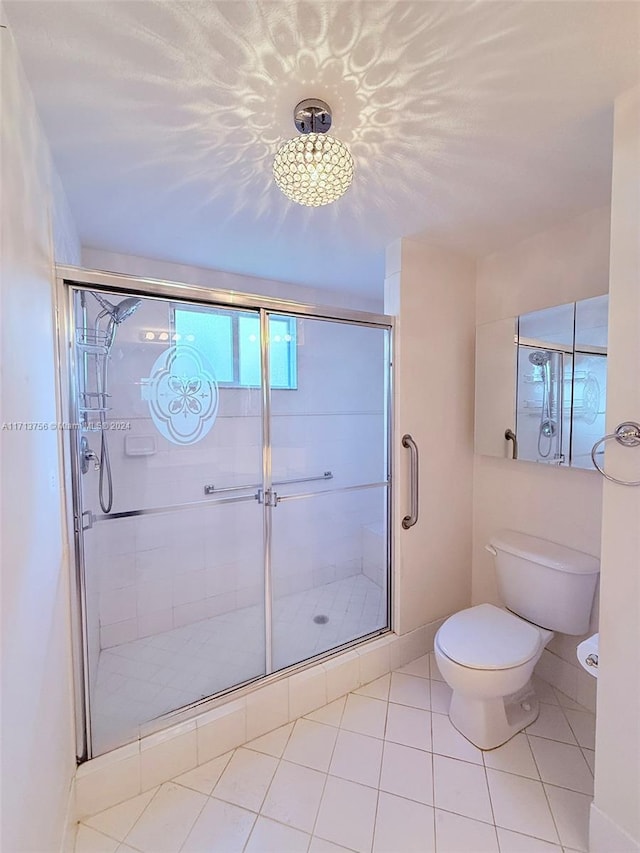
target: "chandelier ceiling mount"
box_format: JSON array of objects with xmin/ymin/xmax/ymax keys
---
[
  {"xmin": 273, "ymin": 98, "xmax": 354, "ymax": 207},
  {"xmin": 293, "ymin": 98, "xmax": 332, "ymax": 134}
]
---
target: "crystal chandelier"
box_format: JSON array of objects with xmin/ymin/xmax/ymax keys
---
[{"xmin": 273, "ymin": 99, "xmax": 354, "ymax": 207}]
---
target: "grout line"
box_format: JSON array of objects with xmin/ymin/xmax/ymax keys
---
[
  {"xmin": 170, "ymin": 748, "xmax": 235, "ymax": 795},
  {"xmin": 481, "ymin": 747, "xmax": 501, "ymax": 853},
  {"xmin": 245, "ymin": 718, "xmax": 299, "ymax": 824},
  {"xmin": 526, "ymin": 733, "xmax": 563, "ymax": 848},
  {"xmin": 243, "ymin": 752, "xmax": 284, "ymax": 852},
  {"xmin": 489, "ymin": 751, "xmax": 594, "ymax": 798},
  {"xmin": 368, "ymin": 688, "xmax": 391, "ymax": 852},
  {"xmin": 103, "ymin": 783, "xmax": 163, "ymax": 849},
  {"xmin": 580, "ymin": 746, "xmax": 595, "ymax": 778},
  {"xmin": 429, "ymin": 674, "xmax": 437, "ymax": 851},
  {"xmin": 77, "ymin": 823, "xmax": 124, "ymax": 849},
  {"xmin": 558, "ymin": 705, "xmax": 596, "ymax": 755},
  {"xmin": 238, "ymin": 811, "xmax": 260, "ymax": 853},
  {"xmin": 307, "ymin": 690, "xmax": 350, "ymax": 847},
  {"xmin": 238, "ymin": 808, "xmax": 298, "ymax": 853},
  {"xmin": 525, "ymin": 701, "xmax": 579, "ymax": 746},
  {"xmin": 175, "ymin": 775, "xmax": 226, "ymax": 853},
  {"xmin": 431, "ymin": 802, "xmax": 521, "ymax": 830}
]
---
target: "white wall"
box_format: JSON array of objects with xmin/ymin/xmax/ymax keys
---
[
  {"xmin": 1, "ymin": 14, "xmax": 81, "ymax": 853},
  {"xmin": 473, "ymin": 207, "xmax": 608, "ymax": 711},
  {"xmin": 590, "ymin": 86, "xmax": 640, "ymax": 853},
  {"xmin": 81, "ymin": 248, "xmax": 383, "ymax": 315},
  {"xmin": 475, "ymin": 207, "xmax": 611, "ymax": 326},
  {"xmin": 385, "ymin": 239, "xmax": 476, "ymax": 634}
]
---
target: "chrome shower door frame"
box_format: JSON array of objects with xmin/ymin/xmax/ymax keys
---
[{"xmin": 56, "ymin": 265, "xmax": 394, "ymax": 762}]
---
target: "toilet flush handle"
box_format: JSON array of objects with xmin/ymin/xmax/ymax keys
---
[{"xmin": 485, "ymin": 544, "xmax": 497, "ymax": 556}]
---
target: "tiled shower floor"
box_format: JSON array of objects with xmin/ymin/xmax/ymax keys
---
[
  {"xmin": 93, "ymin": 574, "xmax": 386, "ymax": 754},
  {"xmin": 77, "ymin": 653, "xmax": 596, "ymax": 853}
]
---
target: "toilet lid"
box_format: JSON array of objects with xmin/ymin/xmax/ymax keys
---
[{"xmin": 437, "ymin": 604, "xmax": 541, "ymax": 670}]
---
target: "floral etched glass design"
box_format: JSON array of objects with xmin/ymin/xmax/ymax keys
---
[{"xmin": 144, "ymin": 345, "xmax": 218, "ymax": 445}]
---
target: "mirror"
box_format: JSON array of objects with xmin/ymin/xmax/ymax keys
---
[
  {"xmin": 572, "ymin": 295, "xmax": 608, "ymax": 469},
  {"xmin": 475, "ymin": 294, "xmax": 608, "ymax": 468},
  {"xmin": 516, "ymin": 302, "xmax": 574, "ymax": 464}
]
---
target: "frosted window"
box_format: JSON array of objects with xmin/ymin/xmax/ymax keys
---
[
  {"xmin": 174, "ymin": 309, "xmax": 296, "ymax": 390},
  {"xmin": 175, "ymin": 310, "xmax": 233, "ymax": 383},
  {"xmin": 238, "ymin": 315, "xmax": 261, "ymax": 387},
  {"xmin": 268, "ymin": 316, "xmax": 297, "ymax": 389}
]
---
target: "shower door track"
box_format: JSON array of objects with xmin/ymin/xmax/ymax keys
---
[
  {"xmin": 56, "ymin": 265, "xmax": 393, "ymax": 326},
  {"xmin": 56, "ymin": 265, "xmax": 395, "ymax": 762}
]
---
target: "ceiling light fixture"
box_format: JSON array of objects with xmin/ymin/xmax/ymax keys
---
[{"xmin": 273, "ymin": 99, "xmax": 354, "ymax": 207}]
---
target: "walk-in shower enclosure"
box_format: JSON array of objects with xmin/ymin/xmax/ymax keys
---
[{"xmin": 58, "ymin": 269, "xmax": 393, "ymax": 759}]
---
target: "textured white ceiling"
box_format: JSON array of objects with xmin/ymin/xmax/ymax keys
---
[{"xmin": 5, "ymin": 1, "xmax": 640, "ymax": 294}]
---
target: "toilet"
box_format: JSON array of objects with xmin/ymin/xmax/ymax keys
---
[{"xmin": 435, "ymin": 530, "xmax": 600, "ymax": 750}]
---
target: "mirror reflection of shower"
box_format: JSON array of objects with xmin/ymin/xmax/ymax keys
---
[
  {"xmin": 528, "ymin": 349, "xmax": 563, "ymax": 460},
  {"xmin": 77, "ymin": 292, "xmax": 142, "ymax": 512}
]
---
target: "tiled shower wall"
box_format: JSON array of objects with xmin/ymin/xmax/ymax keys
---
[{"xmin": 77, "ymin": 301, "xmax": 387, "ymax": 650}]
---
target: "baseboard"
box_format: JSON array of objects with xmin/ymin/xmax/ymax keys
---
[{"xmin": 590, "ymin": 803, "xmax": 640, "ymax": 853}]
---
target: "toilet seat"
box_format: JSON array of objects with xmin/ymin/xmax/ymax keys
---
[{"xmin": 437, "ymin": 603, "xmax": 542, "ymax": 671}]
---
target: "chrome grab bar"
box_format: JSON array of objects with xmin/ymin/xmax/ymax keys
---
[
  {"xmin": 91, "ymin": 491, "xmax": 259, "ymax": 523},
  {"xmin": 204, "ymin": 471, "xmax": 333, "ymax": 495},
  {"xmin": 89, "ymin": 471, "xmax": 373, "ymax": 523},
  {"xmin": 276, "ymin": 480, "xmax": 389, "ymax": 504},
  {"xmin": 402, "ymin": 434, "xmax": 419, "ymax": 530},
  {"xmin": 591, "ymin": 421, "xmax": 640, "ymax": 486},
  {"xmin": 505, "ymin": 428, "xmax": 518, "ymax": 460}
]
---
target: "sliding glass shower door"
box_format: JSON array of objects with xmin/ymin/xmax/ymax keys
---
[
  {"xmin": 65, "ymin": 278, "xmax": 391, "ymax": 759},
  {"xmin": 268, "ymin": 317, "xmax": 390, "ymax": 671},
  {"xmin": 72, "ymin": 289, "xmax": 268, "ymax": 755}
]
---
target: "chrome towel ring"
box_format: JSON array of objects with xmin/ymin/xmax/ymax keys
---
[{"xmin": 591, "ymin": 421, "xmax": 640, "ymax": 486}]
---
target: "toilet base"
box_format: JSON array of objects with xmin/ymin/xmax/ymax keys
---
[{"xmin": 449, "ymin": 680, "xmax": 539, "ymax": 750}]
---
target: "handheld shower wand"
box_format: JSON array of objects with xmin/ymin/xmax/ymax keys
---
[
  {"xmin": 528, "ymin": 350, "xmax": 557, "ymax": 459},
  {"xmin": 87, "ymin": 293, "xmax": 142, "ymax": 513},
  {"xmin": 92, "ymin": 293, "xmax": 142, "ymax": 348}
]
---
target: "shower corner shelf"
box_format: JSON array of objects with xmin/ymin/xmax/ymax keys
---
[
  {"xmin": 79, "ymin": 391, "xmax": 111, "ymax": 417},
  {"xmin": 75, "ymin": 328, "xmax": 111, "ymax": 355}
]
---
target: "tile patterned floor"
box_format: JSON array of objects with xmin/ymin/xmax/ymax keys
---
[
  {"xmin": 93, "ymin": 574, "xmax": 386, "ymax": 754},
  {"xmin": 77, "ymin": 653, "xmax": 596, "ymax": 853}
]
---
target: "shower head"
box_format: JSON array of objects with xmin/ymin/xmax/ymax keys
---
[
  {"xmin": 113, "ymin": 297, "xmax": 142, "ymax": 323},
  {"xmin": 528, "ymin": 350, "xmax": 551, "ymax": 366},
  {"xmin": 92, "ymin": 292, "xmax": 142, "ymax": 324}
]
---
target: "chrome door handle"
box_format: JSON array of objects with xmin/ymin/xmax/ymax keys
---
[{"xmin": 402, "ymin": 434, "xmax": 419, "ymax": 530}]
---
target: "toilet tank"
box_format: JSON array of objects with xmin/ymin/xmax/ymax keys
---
[{"xmin": 489, "ymin": 530, "xmax": 600, "ymax": 635}]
